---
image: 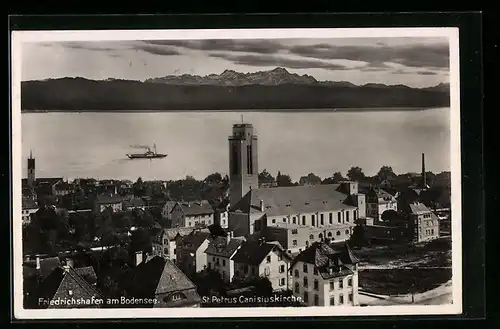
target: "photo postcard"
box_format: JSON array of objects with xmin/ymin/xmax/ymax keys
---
[{"xmin": 11, "ymin": 27, "xmax": 462, "ymax": 319}]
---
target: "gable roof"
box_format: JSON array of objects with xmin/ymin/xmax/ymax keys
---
[
  {"xmin": 74, "ymin": 266, "xmax": 97, "ymax": 285},
  {"xmin": 232, "ymin": 240, "xmax": 290, "ymax": 265},
  {"xmin": 121, "ymin": 256, "xmax": 197, "ymax": 298},
  {"xmin": 175, "ymin": 201, "xmax": 214, "ymax": 216},
  {"xmin": 230, "ymin": 184, "xmax": 353, "ymax": 217},
  {"xmin": 408, "ymin": 202, "xmax": 432, "ymax": 215},
  {"xmin": 204, "ymin": 236, "xmax": 245, "ymax": 258},
  {"xmin": 290, "ymin": 242, "xmax": 358, "ymax": 280},
  {"xmin": 179, "ymin": 231, "xmax": 211, "ymax": 251},
  {"xmin": 37, "ymin": 266, "xmax": 101, "ymax": 308},
  {"xmin": 160, "ymin": 227, "xmax": 196, "ymax": 241}
]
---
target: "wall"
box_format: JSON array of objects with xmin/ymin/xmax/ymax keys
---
[
  {"xmin": 207, "ymin": 253, "xmax": 236, "ymax": 283},
  {"xmin": 195, "ymin": 239, "xmax": 210, "ymax": 272},
  {"xmin": 185, "ymin": 213, "xmax": 214, "ymax": 228},
  {"xmin": 170, "ymin": 205, "xmax": 185, "ymax": 227},
  {"xmin": 228, "ymin": 212, "xmax": 250, "ymax": 237},
  {"xmin": 412, "ymin": 213, "xmax": 440, "ymax": 242}
]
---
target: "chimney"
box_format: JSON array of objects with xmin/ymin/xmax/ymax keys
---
[
  {"xmin": 226, "ymin": 231, "xmax": 232, "ymax": 243},
  {"xmin": 422, "ymin": 153, "xmax": 427, "ymax": 187},
  {"xmin": 35, "ymin": 256, "xmax": 41, "ymax": 271},
  {"xmin": 260, "ymin": 200, "xmax": 264, "ymax": 212},
  {"xmin": 62, "ymin": 264, "xmax": 71, "ymax": 273}
]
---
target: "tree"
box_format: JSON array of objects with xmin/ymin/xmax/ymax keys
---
[
  {"xmin": 133, "ymin": 177, "xmax": 145, "ymax": 197},
  {"xmin": 276, "ymin": 171, "xmax": 294, "ymax": 187},
  {"xmin": 258, "ymin": 169, "xmax": 275, "ymax": 185},
  {"xmin": 377, "ymin": 166, "xmax": 396, "ymax": 182},
  {"xmin": 322, "ymin": 172, "xmax": 344, "ymax": 184},
  {"xmin": 347, "ymin": 166, "xmax": 365, "ymax": 182},
  {"xmin": 204, "ymin": 172, "xmax": 223, "ymax": 185},
  {"xmin": 299, "ymin": 173, "xmax": 322, "ymax": 186}
]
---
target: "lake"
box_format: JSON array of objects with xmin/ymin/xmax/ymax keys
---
[{"xmin": 21, "ymin": 109, "xmax": 451, "ymax": 182}]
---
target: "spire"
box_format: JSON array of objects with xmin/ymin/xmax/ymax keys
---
[
  {"xmin": 29, "ymin": 149, "xmax": 33, "ymax": 159},
  {"xmin": 421, "ymin": 153, "xmax": 427, "ymax": 188}
]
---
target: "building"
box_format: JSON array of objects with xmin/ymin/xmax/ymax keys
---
[
  {"xmin": 151, "ymin": 227, "xmax": 197, "ymax": 262},
  {"xmin": 407, "ymin": 202, "xmax": 440, "ymax": 242},
  {"xmin": 122, "ymin": 196, "xmax": 146, "ymax": 211},
  {"xmin": 22, "ymin": 198, "xmax": 38, "ymax": 226},
  {"xmin": 170, "ymin": 201, "xmax": 215, "ymax": 228},
  {"xmin": 175, "ymin": 230, "xmax": 211, "ymax": 277},
  {"xmin": 31, "ymin": 264, "xmax": 102, "ymax": 309},
  {"xmin": 229, "ymin": 183, "xmax": 362, "ymax": 252},
  {"xmin": 214, "ymin": 200, "xmax": 230, "ymax": 229},
  {"xmin": 290, "ymin": 242, "xmax": 360, "ymax": 307},
  {"xmin": 162, "ymin": 200, "xmax": 178, "ymax": 223},
  {"xmin": 232, "ymin": 239, "xmax": 292, "ymax": 291},
  {"xmin": 121, "ymin": 256, "xmax": 201, "ymax": 308},
  {"xmin": 204, "ymin": 232, "xmax": 246, "ymax": 283},
  {"xmin": 228, "ymin": 123, "xmax": 259, "ymax": 208},
  {"xmin": 23, "ymin": 151, "xmax": 64, "ymax": 196},
  {"xmin": 360, "ymin": 186, "xmax": 398, "ymax": 221},
  {"xmin": 94, "ymin": 194, "xmax": 123, "ymax": 213},
  {"xmin": 54, "ymin": 181, "xmax": 73, "ymax": 197}
]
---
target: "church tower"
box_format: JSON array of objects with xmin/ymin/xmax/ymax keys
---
[
  {"xmin": 228, "ymin": 121, "xmax": 258, "ymax": 207},
  {"xmin": 27, "ymin": 150, "xmax": 36, "ymax": 188}
]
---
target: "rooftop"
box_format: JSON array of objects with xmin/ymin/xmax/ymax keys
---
[
  {"xmin": 204, "ymin": 236, "xmax": 245, "ymax": 258},
  {"xmin": 232, "ymin": 240, "xmax": 290, "ymax": 265},
  {"xmin": 176, "ymin": 201, "xmax": 214, "ymax": 216}
]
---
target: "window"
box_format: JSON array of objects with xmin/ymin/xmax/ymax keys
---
[
  {"xmin": 329, "ymin": 280, "xmax": 334, "ymax": 291},
  {"xmin": 309, "ymin": 234, "xmax": 314, "ymax": 240},
  {"xmin": 266, "ymin": 255, "xmax": 271, "ymax": 263},
  {"xmin": 314, "ymin": 279, "xmax": 319, "ymax": 291},
  {"xmin": 222, "ymin": 271, "xmax": 226, "ymax": 278},
  {"xmin": 330, "ymin": 296, "xmax": 335, "ymax": 306},
  {"xmin": 312, "ymin": 215, "xmax": 315, "ymax": 226},
  {"xmin": 231, "ymin": 145, "xmax": 239, "ymax": 175},
  {"xmin": 302, "ymin": 216, "xmax": 306, "ymax": 225},
  {"xmin": 304, "ymin": 292, "xmax": 309, "ymax": 303},
  {"xmin": 336, "ymin": 231, "xmax": 341, "ymax": 236},
  {"xmin": 292, "ymin": 217, "xmax": 297, "ymax": 224},
  {"xmin": 354, "ymin": 210, "xmax": 357, "ymax": 221},
  {"xmin": 348, "ymin": 277, "xmax": 352, "ymax": 287},
  {"xmin": 280, "ymin": 278, "xmax": 285, "ymax": 286},
  {"xmin": 264, "ymin": 267, "xmax": 270, "ymax": 276},
  {"xmin": 338, "ymin": 213, "xmax": 342, "ymax": 223},
  {"xmin": 313, "ymin": 267, "xmax": 318, "ymax": 275},
  {"xmin": 278, "ymin": 253, "xmax": 283, "ymax": 261},
  {"xmin": 320, "ymin": 214, "xmax": 324, "ymax": 225},
  {"xmin": 314, "ymin": 294, "xmax": 319, "ymax": 306},
  {"xmin": 293, "ymin": 240, "xmax": 297, "ymax": 246},
  {"xmin": 303, "ymin": 263, "xmax": 308, "ymax": 273},
  {"xmin": 345, "ymin": 229, "xmax": 350, "ymax": 235},
  {"xmin": 329, "ymin": 213, "xmax": 333, "ymax": 224},
  {"xmin": 348, "ymin": 293, "xmax": 353, "ymax": 302},
  {"xmin": 171, "ymin": 293, "xmax": 182, "ymax": 302},
  {"xmin": 279, "ymin": 265, "xmax": 285, "ymax": 273},
  {"xmin": 327, "ymin": 232, "xmax": 332, "ymax": 237},
  {"xmin": 294, "ymin": 269, "xmax": 300, "ymax": 278},
  {"xmin": 222, "ymin": 259, "xmax": 226, "ymax": 266},
  {"xmin": 339, "ymin": 294, "xmax": 344, "ymax": 304},
  {"xmin": 346, "ymin": 211, "xmax": 350, "ymax": 222},
  {"xmin": 283, "ymin": 218, "xmax": 286, "ymax": 222},
  {"xmin": 173, "ymin": 249, "xmax": 177, "ymax": 255},
  {"xmin": 272, "ymin": 219, "xmax": 276, "ymax": 224},
  {"xmin": 339, "ymin": 279, "xmax": 344, "ymax": 289},
  {"xmin": 164, "ymin": 248, "xmax": 168, "ymax": 253},
  {"xmin": 303, "ymin": 277, "xmax": 308, "ymax": 288},
  {"xmin": 292, "ymin": 229, "xmax": 298, "ymax": 235},
  {"xmin": 295, "ymin": 282, "xmax": 300, "ymax": 293},
  {"xmin": 246, "ymin": 145, "xmax": 253, "ymax": 174}
]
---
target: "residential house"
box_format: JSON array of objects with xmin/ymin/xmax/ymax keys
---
[
  {"xmin": 30, "ymin": 264, "xmax": 102, "ymax": 309},
  {"xmin": 232, "ymin": 239, "xmax": 293, "ymax": 291},
  {"xmin": 22, "ymin": 198, "xmax": 38, "ymax": 226},
  {"xmin": 122, "ymin": 196, "xmax": 146, "ymax": 211},
  {"xmin": 175, "ymin": 230, "xmax": 212, "ymax": 277},
  {"xmin": 214, "ymin": 199, "xmax": 230, "ymax": 229},
  {"xmin": 161, "ymin": 200, "xmax": 178, "ymax": 225},
  {"xmin": 54, "ymin": 181, "xmax": 73, "ymax": 197},
  {"xmin": 204, "ymin": 232, "xmax": 246, "ymax": 283},
  {"xmin": 170, "ymin": 200, "xmax": 215, "ymax": 228},
  {"xmin": 151, "ymin": 227, "xmax": 203, "ymax": 262},
  {"xmin": 229, "ymin": 182, "xmax": 363, "ymax": 253},
  {"xmin": 290, "ymin": 242, "xmax": 359, "ymax": 307},
  {"xmin": 360, "ymin": 186, "xmax": 398, "ymax": 221},
  {"xmin": 406, "ymin": 202, "xmax": 440, "ymax": 242},
  {"xmin": 94, "ymin": 194, "xmax": 123, "ymax": 213},
  {"xmin": 121, "ymin": 256, "xmax": 201, "ymax": 307}
]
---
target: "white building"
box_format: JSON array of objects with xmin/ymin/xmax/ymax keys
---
[{"xmin": 204, "ymin": 232, "xmax": 245, "ymax": 283}]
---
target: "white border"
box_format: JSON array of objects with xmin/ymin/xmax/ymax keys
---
[{"xmin": 11, "ymin": 27, "xmax": 462, "ymax": 319}]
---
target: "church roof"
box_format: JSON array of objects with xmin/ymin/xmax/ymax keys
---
[{"xmin": 230, "ymin": 184, "xmax": 354, "ymax": 217}]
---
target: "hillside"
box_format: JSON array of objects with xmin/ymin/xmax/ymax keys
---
[{"xmin": 21, "ymin": 68, "xmax": 450, "ymax": 111}]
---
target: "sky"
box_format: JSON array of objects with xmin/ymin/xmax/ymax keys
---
[{"xmin": 21, "ymin": 37, "xmax": 450, "ymax": 88}]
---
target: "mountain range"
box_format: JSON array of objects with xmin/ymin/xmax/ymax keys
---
[{"xmin": 21, "ymin": 67, "xmax": 450, "ymax": 112}]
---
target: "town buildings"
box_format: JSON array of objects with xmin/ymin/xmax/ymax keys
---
[
  {"xmin": 205, "ymin": 232, "xmax": 246, "ymax": 283},
  {"xmin": 407, "ymin": 202, "xmax": 440, "ymax": 242},
  {"xmin": 290, "ymin": 242, "xmax": 360, "ymax": 307},
  {"xmin": 362, "ymin": 186, "xmax": 398, "ymax": 221},
  {"xmin": 151, "ymin": 227, "xmax": 199, "ymax": 262},
  {"xmin": 22, "ymin": 198, "xmax": 38, "ymax": 226},
  {"xmin": 175, "ymin": 230, "xmax": 211, "ymax": 277},
  {"xmin": 170, "ymin": 201, "xmax": 215, "ymax": 228},
  {"xmin": 232, "ymin": 239, "xmax": 292, "ymax": 291},
  {"xmin": 93, "ymin": 194, "xmax": 123, "ymax": 213}
]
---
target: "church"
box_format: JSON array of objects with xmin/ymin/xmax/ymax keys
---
[{"xmin": 226, "ymin": 122, "xmax": 365, "ymax": 253}]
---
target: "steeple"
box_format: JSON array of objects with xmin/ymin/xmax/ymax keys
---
[{"xmin": 27, "ymin": 150, "xmax": 36, "ymax": 188}]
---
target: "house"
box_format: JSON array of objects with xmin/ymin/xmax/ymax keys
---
[
  {"xmin": 54, "ymin": 181, "xmax": 73, "ymax": 197},
  {"xmin": 175, "ymin": 230, "xmax": 212, "ymax": 277},
  {"xmin": 94, "ymin": 194, "xmax": 123, "ymax": 213},
  {"xmin": 232, "ymin": 239, "xmax": 292, "ymax": 291},
  {"xmin": 204, "ymin": 232, "xmax": 246, "ymax": 283},
  {"xmin": 121, "ymin": 256, "xmax": 201, "ymax": 308},
  {"xmin": 151, "ymin": 227, "xmax": 201, "ymax": 262},
  {"xmin": 214, "ymin": 199, "xmax": 230, "ymax": 229},
  {"xmin": 229, "ymin": 182, "xmax": 363, "ymax": 253},
  {"xmin": 31, "ymin": 264, "xmax": 102, "ymax": 309},
  {"xmin": 122, "ymin": 196, "xmax": 146, "ymax": 211},
  {"xmin": 360, "ymin": 186, "xmax": 398, "ymax": 221},
  {"xmin": 170, "ymin": 200, "xmax": 215, "ymax": 228},
  {"xmin": 22, "ymin": 198, "xmax": 38, "ymax": 226},
  {"xmin": 406, "ymin": 202, "xmax": 440, "ymax": 242},
  {"xmin": 290, "ymin": 242, "xmax": 359, "ymax": 307},
  {"xmin": 162, "ymin": 200, "xmax": 178, "ymax": 222}
]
